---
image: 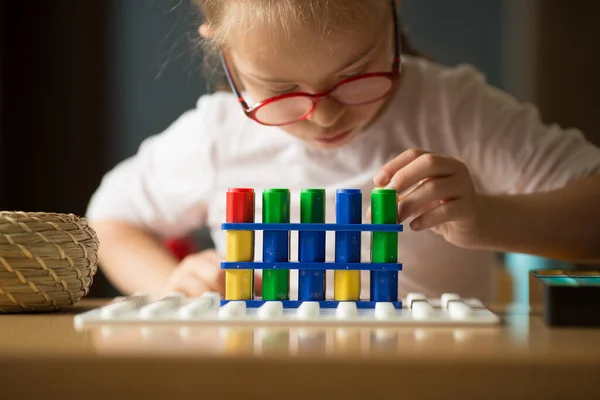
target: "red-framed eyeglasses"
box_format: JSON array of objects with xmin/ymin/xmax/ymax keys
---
[{"xmin": 219, "ymin": 0, "xmax": 402, "ymax": 127}]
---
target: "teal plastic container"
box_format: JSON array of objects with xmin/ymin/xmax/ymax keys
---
[{"xmin": 504, "ymin": 253, "xmax": 574, "ymax": 304}]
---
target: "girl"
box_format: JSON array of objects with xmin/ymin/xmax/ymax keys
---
[{"xmin": 87, "ymin": 0, "xmax": 600, "ymax": 301}]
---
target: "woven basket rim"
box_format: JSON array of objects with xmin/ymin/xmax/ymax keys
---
[{"xmin": 1, "ymin": 211, "xmax": 99, "ymax": 312}]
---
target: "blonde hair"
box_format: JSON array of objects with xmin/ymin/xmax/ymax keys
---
[
  {"xmin": 198, "ymin": 0, "xmax": 388, "ymax": 46},
  {"xmin": 192, "ymin": 0, "xmax": 422, "ymax": 89}
]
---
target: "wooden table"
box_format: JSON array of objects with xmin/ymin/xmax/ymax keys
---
[{"xmin": 1, "ymin": 299, "xmax": 599, "ymax": 399}]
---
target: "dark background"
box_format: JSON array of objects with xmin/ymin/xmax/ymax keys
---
[{"xmin": 1, "ymin": 1, "xmax": 599, "ymax": 297}]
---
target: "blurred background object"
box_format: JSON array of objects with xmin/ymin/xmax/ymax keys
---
[{"xmin": 1, "ymin": 0, "xmax": 598, "ymax": 298}]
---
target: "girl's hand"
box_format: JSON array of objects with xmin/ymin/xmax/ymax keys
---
[
  {"xmin": 373, "ymin": 149, "xmax": 487, "ymax": 248},
  {"xmin": 161, "ymin": 249, "xmax": 262, "ymax": 298},
  {"xmin": 161, "ymin": 249, "xmax": 225, "ymax": 298}
]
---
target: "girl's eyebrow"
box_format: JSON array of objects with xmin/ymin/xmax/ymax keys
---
[
  {"xmin": 244, "ymin": 73, "xmax": 295, "ymax": 84},
  {"xmin": 335, "ymin": 44, "xmax": 378, "ymax": 73},
  {"xmin": 245, "ymin": 36, "xmax": 381, "ymax": 83}
]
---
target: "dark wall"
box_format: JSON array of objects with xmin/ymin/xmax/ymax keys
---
[
  {"xmin": 0, "ymin": 1, "xmax": 113, "ymax": 295},
  {"xmin": 402, "ymin": 0, "xmax": 504, "ymax": 89},
  {"xmin": 0, "ymin": 1, "xmax": 4, "ymax": 207},
  {"xmin": 535, "ymin": 2, "xmax": 600, "ymax": 271},
  {"xmin": 535, "ymin": 1, "xmax": 600, "ymax": 146},
  {"xmin": 106, "ymin": 0, "xmax": 207, "ymax": 165},
  {"xmin": 0, "ymin": 1, "xmax": 110, "ymax": 215}
]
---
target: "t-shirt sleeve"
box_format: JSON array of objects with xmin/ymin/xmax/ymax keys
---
[
  {"xmin": 443, "ymin": 65, "xmax": 600, "ymax": 195},
  {"xmin": 85, "ymin": 95, "xmax": 218, "ymax": 238}
]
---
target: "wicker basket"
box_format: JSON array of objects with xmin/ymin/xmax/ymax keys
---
[{"xmin": 0, "ymin": 211, "xmax": 99, "ymax": 312}]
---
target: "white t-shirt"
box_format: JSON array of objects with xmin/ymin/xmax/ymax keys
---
[{"xmin": 86, "ymin": 56, "xmax": 600, "ymax": 301}]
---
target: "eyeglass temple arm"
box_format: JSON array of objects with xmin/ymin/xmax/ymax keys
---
[
  {"xmin": 391, "ymin": 0, "xmax": 401, "ymax": 73},
  {"xmin": 219, "ymin": 49, "xmax": 250, "ymax": 109}
]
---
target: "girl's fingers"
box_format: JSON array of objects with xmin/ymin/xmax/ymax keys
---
[
  {"xmin": 195, "ymin": 262, "xmax": 225, "ymax": 294},
  {"xmin": 410, "ymin": 198, "xmax": 463, "ymax": 231},
  {"xmin": 397, "ymin": 176, "xmax": 461, "ymax": 222},
  {"xmin": 182, "ymin": 251, "xmax": 226, "ymax": 293},
  {"xmin": 404, "ymin": 199, "xmax": 445, "ymax": 224},
  {"xmin": 385, "ymin": 153, "xmax": 462, "ymax": 195},
  {"xmin": 166, "ymin": 272, "xmax": 210, "ymax": 298},
  {"xmin": 208, "ymin": 252, "xmax": 227, "ymax": 292},
  {"xmin": 374, "ymin": 149, "xmax": 430, "ymax": 186}
]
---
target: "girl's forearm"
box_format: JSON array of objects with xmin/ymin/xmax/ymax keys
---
[
  {"xmin": 89, "ymin": 220, "xmax": 179, "ymax": 297},
  {"xmin": 475, "ymin": 174, "xmax": 600, "ymax": 263}
]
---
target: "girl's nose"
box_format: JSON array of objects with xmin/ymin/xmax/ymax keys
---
[{"xmin": 307, "ymin": 98, "xmax": 345, "ymax": 128}]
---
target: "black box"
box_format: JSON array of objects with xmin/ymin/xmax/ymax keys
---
[{"xmin": 531, "ymin": 270, "xmax": 600, "ymax": 327}]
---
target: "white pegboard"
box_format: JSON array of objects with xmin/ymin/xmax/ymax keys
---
[{"xmin": 74, "ymin": 292, "xmax": 501, "ymax": 329}]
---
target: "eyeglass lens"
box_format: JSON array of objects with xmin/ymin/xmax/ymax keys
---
[{"xmin": 254, "ymin": 75, "xmax": 394, "ymax": 125}]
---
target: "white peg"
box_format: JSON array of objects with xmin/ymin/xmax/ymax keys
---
[
  {"xmin": 179, "ymin": 298, "xmax": 211, "ymax": 320},
  {"xmin": 140, "ymin": 296, "xmax": 181, "ymax": 319},
  {"xmin": 258, "ymin": 301, "xmax": 284, "ymax": 320},
  {"xmin": 411, "ymin": 300, "xmax": 433, "ymax": 320},
  {"xmin": 202, "ymin": 292, "xmax": 222, "ymax": 307},
  {"xmin": 297, "ymin": 302, "xmax": 320, "ymax": 320},
  {"xmin": 448, "ymin": 301, "xmax": 472, "ymax": 320},
  {"xmin": 374, "ymin": 302, "xmax": 396, "ymax": 320},
  {"xmin": 405, "ymin": 293, "xmax": 427, "ymax": 309},
  {"xmin": 130, "ymin": 292, "xmax": 151, "ymax": 307},
  {"xmin": 161, "ymin": 293, "xmax": 186, "ymax": 306},
  {"xmin": 218, "ymin": 301, "xmax": 246, "ymax": 319},
  {"xmin": 441, "ymin": 293, "xmax": 461, "ymax": 309},
  {"xmin": 336, "ymin": 302, "xmax": 358, "ymax": 320},
  {"xmin": 100, "ymin": 299, "xmax": 137, "ymax": 319}
]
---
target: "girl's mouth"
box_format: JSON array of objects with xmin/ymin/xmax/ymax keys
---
[{"xmin": 315, "ymin": 129, "xmax": 352, "ymax": 145}]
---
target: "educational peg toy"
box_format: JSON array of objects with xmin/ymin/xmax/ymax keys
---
[
  {"xmin": 73, "ymin": 187, "xmax": 501, "ymax": 329},
  {"xmin": 221, "ymin": 187, "xmax": 404, "ymax": 309}
]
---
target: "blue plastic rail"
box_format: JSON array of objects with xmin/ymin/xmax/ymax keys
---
[
  {"xmin": 220, "ymin": 299, "xmax": 403, "ymax": 309},
  {"xmin": 221, "ymin": 222, "xmax": 403, "ymax": 232},
  {"xmin": 220, "ymin": 261, "xmax": 402, "ymax": 271}
]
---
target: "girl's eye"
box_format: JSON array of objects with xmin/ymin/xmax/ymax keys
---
[
  {"xmin": 343, "ymin": 69, "xmax": 363, "ymax": 78},
  {"xmin": 268, "ymin": 85, "xmax": 297, "ymax": 95},
  {"xmin": 342, "ymin": 63, "xmax": 370, "ymax": 78}
]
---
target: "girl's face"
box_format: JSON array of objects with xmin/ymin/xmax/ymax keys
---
[{"xmin": 225, "ymin": 9, "xmax": 396, "ymax": 150}]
